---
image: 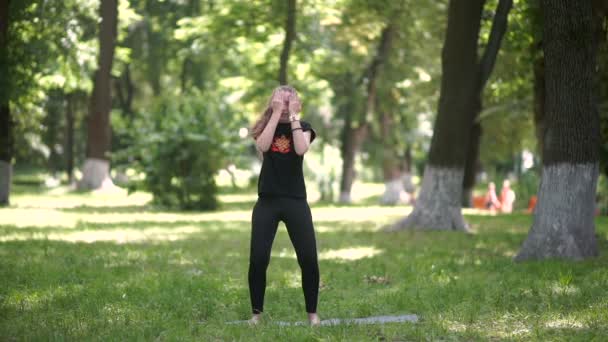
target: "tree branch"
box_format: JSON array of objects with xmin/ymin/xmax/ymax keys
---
[{"xmin": 479, "ymin": 0, "xmax": 513, "ymax": 89}]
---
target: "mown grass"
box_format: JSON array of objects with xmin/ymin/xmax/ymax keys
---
[{"xmin": 1, "ymin": 181, "xmax": 607, "ymax": 341}]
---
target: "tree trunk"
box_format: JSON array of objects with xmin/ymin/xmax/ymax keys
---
[
  {"xmin": 339, "ymin": 24, "xmax": 394, "ymax": 203},
  {"xmin": 515, "ymin": 0, "xmax": 599, "ymax": 261},
  {"xmin": 339, "ymin": 121, "xmax": 367, "ymax": 203},
  {"xmin": 65, "ymin": 92, "xmax": 75, "ymax": 184},
  {"xmin": 115, "ymin": 63, "xmax": 134, "ymax": 118},
  {"xmin": 462, "ymin": 0, "xmax": 513, "ymax": 207},
  {"xmin": 278, "ymin": 0, "xmax": 296, "ymax": 85},
  {"xmin": 462, "ymin": 122, "xmax": 481, "ymax": 207},
  {"xmin": 0, "ymin": 104, "xmax": 11, "ymax": 206},
  {"xmin": 533, "ymin": 56, "xmax": 545, "ymax": 161},
  {"xmin": 80, "ymin": 0, "xmax": 118, "ymax": 190},
  {"xmin": 0, "ymin": 0, "xmax": 11, "ymax": 205},
  {"xmin": 387, "ymin": 0, "xmax": 485, "ymax": 231},
  {"xmin": 380, "ymin": 112, "xmax": 404, "ymax": 205}
]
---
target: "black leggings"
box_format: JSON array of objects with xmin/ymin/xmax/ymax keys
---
[{"xmin": 248, "ymin": 196, "xmax": 319, "ymax": 314}]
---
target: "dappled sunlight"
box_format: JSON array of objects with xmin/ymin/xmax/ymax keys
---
[
  {"xmin": 544, "ymin": 318, "xmax": 585, "ymax": 329},
  {"xmin": 312, "ymin": 206, "xmax": 410, "ymax": 223},
  {"xmin": 273, "ymin": 246, "xmax": 384, "ymax": 261},
  {"xmin": 4, "ymin": 284, "xmax": 87, "ymax": 311},
  {"xmin": 320, "ymin": 246, "xmax": 384, "ymax": 261},
  {"xmin": 1, "ymin": 205, "xmax": 410, "ymax": 231},
  {"xmin": 12, "ymin": 188, "xmax": 152, "ymax": 209},
  {"xmin": 443, "ymin": 317, "xmax": 531, "ymax": 339},
  {"xmin": 0, "ymin": 208, "xmax": 254, "ymax": 229},
  {"xmin": 549, "ymin": 282, "xmax": 580, "ymax": 296},
  {"xmin": 0, "ymin": 225, "xmax": 204, "ymax": 243},
  {"xmin": 279, "ymin": 269, "xmax": 302, "ymax": 289}
]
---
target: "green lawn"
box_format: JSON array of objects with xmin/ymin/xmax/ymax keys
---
[{"xmin": 1, "ymin": 182, "xmax": 607, "ymax": 341}]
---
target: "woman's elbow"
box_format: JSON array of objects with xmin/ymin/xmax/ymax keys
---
[
  {"xmin": 295, "ymin": 144, "xmax": 310, "ymax": 156},
  {"xmin": 255, "ymin": 141, "xmax": 270, "ymax": 153}
]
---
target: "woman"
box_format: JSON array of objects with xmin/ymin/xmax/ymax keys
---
[{"xmin": 247, "ymin": 85, "xmax": 321, "ymax": 326}]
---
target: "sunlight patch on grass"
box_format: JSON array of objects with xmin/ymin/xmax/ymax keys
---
[
  {"xmin": 544, "ymin": 318, "xmax": 585, "ymax": 329},
  {"xmin": 273, "ymin": 246, "xmax": 383, "ymax": 262},
  {"xmin": 443, "ymin": 317, "xmax": 532, "ymax": 339},
  {"xmin": 280, "ymin": 269, "xmax": 302, "ymax": 288},
  {"xmin": 5, "ymin": 284, "xmax": 86, "ymax": 311},
  {"xmin": 549, "ymin": 282, "xmax": 580, "ymax": 296},
  {"xmin": 312, "ymin": 206, "xmax": 410, "ymax": 223},
  {"xmin": 217, "ymin": 193, "xmax": 257, "ymax": 203},
  {"xmin": 0, "ymin": 225, "xmax": 203, "ymax": 243},
  {"xmin": 12, "ymin": 188, "xmax": 152, "ymax": 209},
  {"xmin": 320, "ymin": 246, "xmax": 383, "ymax": 261}
]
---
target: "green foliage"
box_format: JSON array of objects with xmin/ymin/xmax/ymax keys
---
[{"xmin": 117, "ymin": 91, "xmax": 247, "ymax": 210}]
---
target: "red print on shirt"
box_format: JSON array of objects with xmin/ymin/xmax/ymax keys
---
[{"xmin": 271, "ymin": 135, "xmax": 291, "ymax": 153}]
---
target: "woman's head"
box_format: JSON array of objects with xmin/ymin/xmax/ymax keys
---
[{"xmin": 251, "ymin": 85, "xmax": 301, "ymax": 139}]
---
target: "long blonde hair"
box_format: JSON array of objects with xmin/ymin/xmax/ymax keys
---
[{"xmin": 251, "ymin": 85, "xmax": 299, "ymax": 139}]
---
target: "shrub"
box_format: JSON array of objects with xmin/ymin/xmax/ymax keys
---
[{"xmin": 117, "ymin": 91, "xmax": 246, "ymax": 210}]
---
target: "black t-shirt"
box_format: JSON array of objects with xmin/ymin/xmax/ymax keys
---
[{"xmin": 257, "ymin": 121, "xmax": 317, "ymax": 199}]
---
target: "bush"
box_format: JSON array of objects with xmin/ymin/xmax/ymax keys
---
[{"xmin": 116, "ymin": 91, "xmax": 247, "ymax": 210}]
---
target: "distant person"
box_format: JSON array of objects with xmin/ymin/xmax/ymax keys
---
[
  {"xmin": 484, "ymin": 182, "xmax": 501, "ymax": 213},
  {"xmin": 499, "ymin": 179, "xmax": 516, "ymax": 213},
  {"xmin": 247, "ymin": 85, "xmax": 320, "ymax": 326}
]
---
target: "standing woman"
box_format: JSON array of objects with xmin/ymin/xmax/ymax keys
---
[{"xmin": 248, "ymin": 85, "xmax": 321, "ymax": 326}]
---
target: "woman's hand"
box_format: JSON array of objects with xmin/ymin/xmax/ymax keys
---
[
  {"xmin": 288, "ymin": 93, "xmax": 301, "ymax": 114},
  {"xmin": 271, "ymin": 91, "xmax": 288, "ymax": 115}
]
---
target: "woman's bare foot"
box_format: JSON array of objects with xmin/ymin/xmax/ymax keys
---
[
  {"xmin": 308, "ymin": 313, "xmax": 321, "ymax": 326},
  {"xmin": 248, "ymin": 313, "xmax": 262, "ymax": 326}
]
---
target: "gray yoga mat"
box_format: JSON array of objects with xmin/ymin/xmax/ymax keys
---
[{"xmin": 226, "ymin": 314, "xmax": 419, "ymax": 326}]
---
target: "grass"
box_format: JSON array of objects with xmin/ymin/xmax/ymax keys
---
[{"xmin": 1, "ymin": 180, "xmax": 607, "ymax": 341}]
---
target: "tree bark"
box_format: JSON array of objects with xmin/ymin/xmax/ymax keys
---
[
  {"xmin": 339, "ymin": 120, "xmax": 367, "ymax": 203},
  {"xmin": 115, "ymin": 63, "xmax": 134, "ymax": 117},
  {"xmin": 278, "ymin": 0, "xmax": 296, "ymax": 85},
  {"xmin": 80, "ymin": 0, "xmax": 118, "ymax": 190},
  {"xmin": 0, "ymin": 0, "xmax": 11, "ymax": 205},
  {"xmin": 533, "ymin": 56, "xmax": 545, "ymax": 161},
  {"xmin": 387, "ymin": 0, "xmax": 485, "ymax": 230},
  {"xmin": 339, "ymin": 24, "xmax": 394, "ymax": 203},
  {"xmin": 462, "ymin": 122, "xmax": 481, "ymax": 207},
  {"xmin": 65, "ymin": 92, "xmax": 75, "ymax": 184},
  {"xmin": 516, "ymin": 0, "xmax": 599, "ymax": 261},
  {"xmin": 380, "ymin": 112, "xmax": 404, "ymax": 205}
]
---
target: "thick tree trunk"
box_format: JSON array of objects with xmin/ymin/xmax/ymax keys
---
[
  {"xmin": 387, "ymin": 0, "xmax": 485, "ymax": 230},
  {"xmin": 0, "ymin": 0, "xmax": 11, "ymax": 205},
  {"xmin": 387, "ymin": 166, "xmax": 468, "ymax": 231},
  {"xmin": 516, "ymin": 0, "xmax": 599, "ymax": 261},
  {"xmin": 516, "ymin": 165, "xmax": 599, "ymax": 260},
  {"xmin": 80, "ymin": 0, "xmax": 118, "ymax": 190},
  {"xmin": 278, "ymin": 0, "xmax": 296, "ymax": 85}
]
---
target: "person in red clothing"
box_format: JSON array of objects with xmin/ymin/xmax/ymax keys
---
[{"xmin": 247, "ymin": 85, "xmax": 320, "ymax": 326}]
